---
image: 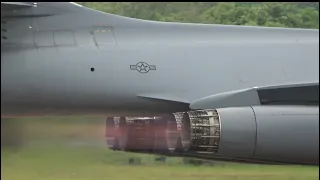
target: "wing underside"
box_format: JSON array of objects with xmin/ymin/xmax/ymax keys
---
[
  {"xmin": 136, "ymin": 82, "xmax": 319, "ymax": 110},
  {"xmin": 190, "ymin": 82, "xmax": 319, "ymax": 109}
]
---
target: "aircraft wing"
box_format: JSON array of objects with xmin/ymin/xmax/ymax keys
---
[
  {"xmin": 136, "ymin": 82, "xmax": 318, "ymax": 110},
  {"xmin": 190, "ymin": 81, "xmax": 319, "ymax": 110}
]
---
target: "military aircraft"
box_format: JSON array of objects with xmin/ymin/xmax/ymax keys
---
[{"xmin": 1, "ymin": 2, "xmax": 319, "ymax": 165}]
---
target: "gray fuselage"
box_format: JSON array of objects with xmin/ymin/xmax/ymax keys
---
[{"xmin": 1, "ymin": 8, "xmax": 319, "ymax": 117}]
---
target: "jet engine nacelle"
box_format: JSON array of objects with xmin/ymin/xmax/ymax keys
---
[
  {"xmin": 106, "ymin": 106, "xmax": 319, "ymax": 165},
  {"xmin": 186, "ymin": 106, "xmax": 319, "ymax": 165}
]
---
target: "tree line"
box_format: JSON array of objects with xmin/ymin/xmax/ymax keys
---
[{"xmin": 78, "ymin": 2, "xmax": 319, "ymax": 29}]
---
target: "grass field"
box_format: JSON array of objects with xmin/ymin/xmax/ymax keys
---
[{"xmin": 1, "ymin": 117, "xmax": 319, "ymax": 180}]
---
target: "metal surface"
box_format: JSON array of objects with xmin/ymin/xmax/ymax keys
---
[
  {"xmin": 252, "ymin": 105, "xmax": 319, "ymax": 165},
  {"xmin": 187, "ymin": 110, "xmax": 221, "ymax": 153},
  {"xmin": 1, "ymin": 2, "xmax": 319, "ymax": 117},
  {"xmin": 2, "ymin": 2, "xmax": 319, "ymax": 165}
]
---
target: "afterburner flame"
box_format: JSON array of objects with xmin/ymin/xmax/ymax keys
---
[{"xmin": 105, "ymin": 110, "xmax": 221, "ymax": 154}]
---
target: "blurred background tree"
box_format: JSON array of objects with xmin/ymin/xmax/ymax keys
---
[{"xmin": 78, "ymin": 2, "xmax": 319, "ymax": 29}]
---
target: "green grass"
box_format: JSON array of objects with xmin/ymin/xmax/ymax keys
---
[{"xmin": 1, "ymin": 117, "xmax": 319, "ymax": 180}]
